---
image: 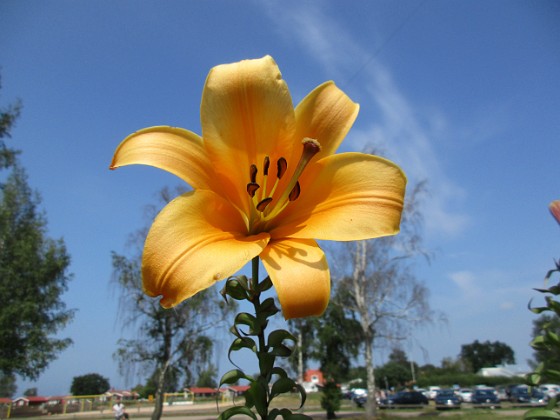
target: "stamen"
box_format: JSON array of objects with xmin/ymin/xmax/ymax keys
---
[
  {"xmin": 256, "ymin": 197, "xmax": 273, "ymax": 212},
  {"xmin": 263, "ymin": 138, "xmax": 321, "ymax": 219},
  {"xmin": 250, "ymin": 164, "xmax": 258, "ymax": 183},
  {"xmin": 289, "ymin": 182, "xmax": 300, "ymax": 201},
  {"xmin": 263, "ymin": 157, "xmax": 270, "ymax": 176},
  {"xmin": 277, "ymin": 158, "xmax": 287, "ymax": 179},
  {"xmin": 247, "ymin": 183, "xmax": 259, "ymax": 197}
]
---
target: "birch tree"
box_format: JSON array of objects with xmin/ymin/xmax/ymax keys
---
[
  {"xmin": 332, "ymin": 181, "xmax": 438, "ymax": 419},
  {"xmin": 112, "ymin": 187, "xmax": 235, "ymax": 420}
]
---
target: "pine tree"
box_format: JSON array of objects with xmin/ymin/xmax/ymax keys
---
[{"xmin": 0, "ymin": 82, "xmax": 74, "ymax": 379}]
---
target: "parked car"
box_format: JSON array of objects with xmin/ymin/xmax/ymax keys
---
[
  {"xmin": 353, "ymin": 395, "xmax": 367, "ymax": 408},
  {"xmin": 458, "ymin": 388, "xmax": 473, "ymax": 403},
  {"xmin": 495, "ymin": 386, "xmax": 508, "ymax": 401},
  {"xmin": 427, "ymin": 386, "xmax": 441, "ymax": 400},
  {"xmin": 434, "ymin": 389, "xmax": 461, "ymax": 410},
  {"xmin": 380, "ymin": 391, "xmax": 429, "ymax": 408},
  {"xmin": 471, "ymin": 389, "xmax": 501, "ymax": 409},
  {"xmin": 539, "ymin": 384, "xmax": 560, "ymax": 399},
  {"xmin": 509, "ymin": 386, "xmax": 547, "ymax": 406}
]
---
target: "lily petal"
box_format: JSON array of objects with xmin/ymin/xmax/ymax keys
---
[
  {"xmin": 143, "ymin": 190, "xmax": 270, "ymax": 308},
  {"xmin": 261, "ymin": 239, "xmax": 330, "ymax": 319},
  {"xmin": 110, "ymin": 126, "xmax": 216, "ymax": 191},
  {"xmin": 201, "ymin": 56, "xmax": 296, "ymax": 213},
  {"xmin": 270, "ymin": 152, "xmax": 407, "ymax": 241},
  {"xmin": 293, "ymin": 81, "xmax": 359, "ymax": 160}
]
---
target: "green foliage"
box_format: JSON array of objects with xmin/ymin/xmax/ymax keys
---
[
  {"xmin": 314, "ymin": 303, "xmax": 362, "ymax": 382},
  {"xmin": 0, "ymin": 78, "xmax": 21, "ymax": 169},
  {"xmin": 196, "ymin": 365, "xmax": 218, "ymax": 388},
  {"xmin": 320, "ymin": 381, "xmax": 341, "ymax": 420},
  {"xmin": 23, "ymin": 388, "xmax": 37, "ymax": 397},
  {"xmin": 375, "ymin": 362, "xmax": 412, "ymax": 389},
  {"xmin": 70, "ymin": 373, "xmax": 110, "ymax": 396},
  {"xmin": 525, "ymin": 257, "xmax": 560, "ymax": 419},
  {"xmin": 0, "ymin": 373, "xmax": 16, "ymax": 398},
  {"xmin": 0, "ymin": 164, "xmax": 74, "ymax": 379},
  {"xmin": 459, "ymin": 340, "xmax": 515, "ymax": 373},
  {"xmin": 219, "ymin": 268, "xmax": 311, "ymax": 420},
  {"xmin": 532, "ymin": 312, "xmax": 560, "ymax": 376},
  {"xmin": 0, "ymin": 81, "xmax": 73, "ymax": 380}
]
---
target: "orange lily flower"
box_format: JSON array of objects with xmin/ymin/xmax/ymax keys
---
[
  {"xmin": 550, "ymin": 200, "xmax": 560, "ymax": 225},
  {"xmin": 110, "ymin": 56, "xmax": 406, "ymax": 319}
]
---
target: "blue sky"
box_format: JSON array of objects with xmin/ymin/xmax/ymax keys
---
[{"xmin": 1, "ymin": 1, "xmax": 559, "ymax": 396}]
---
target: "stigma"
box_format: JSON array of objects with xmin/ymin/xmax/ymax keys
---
[{"xmin": 246, "ymin": 138, "xmax": 321, "ymax": 225}]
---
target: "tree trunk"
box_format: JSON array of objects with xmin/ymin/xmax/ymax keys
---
[
  {"xmin": 151, "ymin": 318, "xmax": 172, "ymax": 420},
  {"xmin": 297, "ymin": 329, "xmax": 304, "ymax": 384},
  {"xmin": 364, "ymin": 335, "xmax": 377, "ymax": 420},
  {"xmin": 151, "ymin": 363, "xmax": 168, "ymax": 420}
]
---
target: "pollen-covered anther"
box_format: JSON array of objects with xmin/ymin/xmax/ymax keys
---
[
  {"xmin": 289, "ymin": 182, "xmax": 300, "ymax": 201},
  {"xmin": 302, "ymin": 137, "xmax": 322, "ymax": 158},
  {"xmin": 247, "ymin": 182, "xmax": 259, "ymax": 197},
  {"xmin": 277, "ymin": 157, "xmax": 287, "ymax": 179},
  {"xmin": 256, "ymin": 197, "xmax": 273, "ymax": 212}
]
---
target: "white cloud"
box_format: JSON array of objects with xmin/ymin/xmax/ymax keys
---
[
  {"xmin": 260, "ymin": 2, "xmax": 469, "ymax": 238},
  {"xmin": 450, "ymin": 270, "xmax": 480, "ymax": 299}
]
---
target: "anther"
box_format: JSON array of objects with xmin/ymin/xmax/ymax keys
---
[
  {"xmin": 256, "ymin": 197, "xmax": 273, "ymax": 212},
  {"xmin": 277, "ymin": 158, "xmax": 287, "ymax": 179},
  {"xmin": 289, "ymin": 182, "xmax": 300, "ymax": 201},
  {"xmin": 247, "ymin": 183, "xmax": 259, "ymax": 197},
  {"xmin": 250, "ymin": 164, "xmax": 258, "ymax": 183},
  {"xmin": 263, "ymin": 157, "xmax": 270, "ymax": 176}
]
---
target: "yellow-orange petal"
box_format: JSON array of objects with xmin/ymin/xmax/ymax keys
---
[
  {"xmin": 261, "ymin": 238, "xmax": 330, "ymax": 319},
  {"xmin": 110, "ymin": 126, "xmax": 215, "ymax": 191},
  {"xmin": 201, "ymin": 56, "xmax": 296, "ymax": 214},
  {"xmin": 142, "ymin": 190, "xmax": 270, "ymax": 308},
  {"xmin": 550, "ymin": 200, "xmax": 560, "ymax": 225},
  {"xmin": 269, "ymin": 152, "xmax": 406, "ymax": 241},
  {"xmin": 292, "ymin": 81, "xmax": 359, "ymax": 161}
]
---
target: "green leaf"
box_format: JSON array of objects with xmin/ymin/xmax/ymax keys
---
[
  {"xmin": 524, "ymin": 407, "xmax": 560, "ymax": 419},
  {"xmin": 283, "ymin": 413, "xmax": 313, "ymax": 420},
  {"xmin": 270, "ymin": 377, "xmax": 295, "ymax": 399},
  {"xmin": 270, "ymin": 344, "xmax": 292, "ymax": 357},
  {"xmin": 222, "ymin": 278, "xmax": 250, "ymax": 301},
  {"xmin": 235, "ymin": 312, "xmax": 261, "ymax": 335},
  {"xmin": 259, "ymin": 297, "xmax": 280, "ymax": 318},
  {"xmin": 270, "ymin": 367, "xmax": 289, "ymax": 379},
  {"xmin": 230, "ymin": 324, "xmax": 242, "ymax": 339},
  {"xmin": 258, "ymin": 352, "xmax": 276, "ymax": 377},
  {"xmin": 218, "ymin": 406, "xmax": 257, "ymax": 420},
  {"xmin": 293, "ymin": 383, "xmax": 308, "ymax": 409},
  {"xmin": 268, "ymin": 329, "xmax": 296, "ymax": 347},
  {"xmin": 526, "ymin": 372, "xmax": 542, "ymax": 386},
  {"xmin": 247, "ymin": 380, "xmax": 269, "ymax": 419},
  {"xmin": 229, "ymin": 337, "xmax": 257, "ymax": 353},
  {"xmin": 219, "ymin": 369, "xmax": 253, "ymax": 386},
  {"xmin": 257, "ymin": 276, "xmax": 274, "ymax": 292}
]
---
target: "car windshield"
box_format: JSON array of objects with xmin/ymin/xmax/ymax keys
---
[
  {"xmin": 477, "ymin": 390, "xmax": 494, "ymax": 396},
  {"xmin": 438, "ymin": 390, "xmax": 454, "ymax": 397}
]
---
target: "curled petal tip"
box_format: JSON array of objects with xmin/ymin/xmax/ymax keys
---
[{"xmin": 550, "ymin": 200, "xmax": 560, "ymax": 225}]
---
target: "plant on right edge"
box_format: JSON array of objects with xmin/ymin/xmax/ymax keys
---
[{"xmin": 525, "ymin": 200, "xmax": 560, "ymax": 420}]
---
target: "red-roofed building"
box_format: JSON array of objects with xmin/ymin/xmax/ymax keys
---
[
  {"xmin": 222, "ymin": 385, "xmax": 250, "ymax": 397},
  {"xmin": 303, "ymin": 369, "xmax": 324, "ymax": 385},
  {"xmin": 13, "ymin": 396, "xmax": 49, "ymax": 407},
  {"xmin": 185, "ymin": 387, "xmax": 218, "ymax": 398}
]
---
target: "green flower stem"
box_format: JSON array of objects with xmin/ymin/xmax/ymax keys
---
[
  {"xmin": 219, "ymin": 258, "xmax": 310, "ymax": 420},
  {"xmin": 251, "ymin": 257, "xmax": 267, "ymax": 356}
]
